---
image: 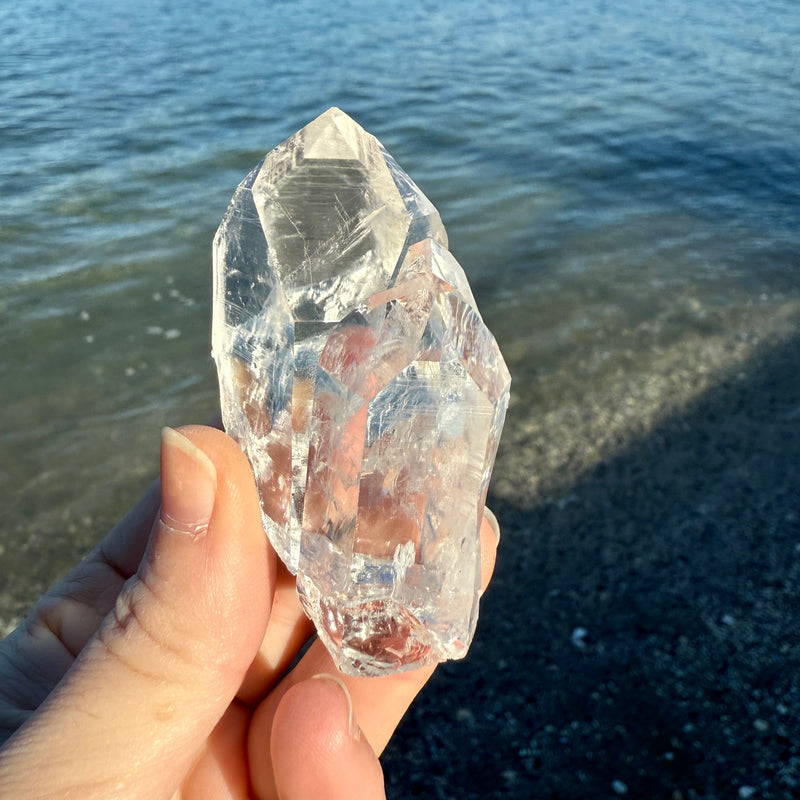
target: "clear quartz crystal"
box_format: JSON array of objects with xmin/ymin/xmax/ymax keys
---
[{"xmin": 212, "ymin": 108, "xmax": 510, "ymax": 675}]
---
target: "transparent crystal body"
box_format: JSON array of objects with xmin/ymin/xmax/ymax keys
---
[{"xmin": 212, "ymin": 108, "xmax": 510, "ymax": 675}]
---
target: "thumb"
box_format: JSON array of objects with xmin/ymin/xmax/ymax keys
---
[{"xmin": 0, "ymin": 426, "xmax": 273, "ymax": 799}]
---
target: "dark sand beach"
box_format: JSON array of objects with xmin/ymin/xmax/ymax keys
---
[{"xmin": 382, "ymin": 320, "xmax": 800, "ymax": 798}]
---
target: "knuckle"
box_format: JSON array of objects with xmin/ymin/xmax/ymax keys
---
[{"xmin": 97, "ymin": 575, "xmax": 205, "ymax": 682}]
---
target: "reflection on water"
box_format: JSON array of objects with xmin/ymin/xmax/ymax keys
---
[{"xmin": 1, "ymin": 0, "xmax": 799, "ymax": 625}]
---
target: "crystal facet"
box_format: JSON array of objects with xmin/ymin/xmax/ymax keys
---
[{"xmin": 212, "ymin": 108, "xmax": 510, "ymax": 675}]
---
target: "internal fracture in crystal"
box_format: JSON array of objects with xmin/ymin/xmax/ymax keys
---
[{"xmin": 212, "ymin": 108, "xmax": 510, "ymax": 675}]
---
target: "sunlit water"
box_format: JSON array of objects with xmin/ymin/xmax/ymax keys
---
[{"xmin": 1, "ymin": 0, "xmax": 799, "ymax": 624}]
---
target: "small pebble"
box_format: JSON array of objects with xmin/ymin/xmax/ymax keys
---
[
  {"xmin": 571, "ymin": 627, "xmax": 588, "ymax": 648},
  {"xmin": 612, "ymin": 779, "xmax": 628, "ymax": 795},
  {"xmin": 721, "ymin": 614, "xmax": 735, "ymax": 626},
  {"xmin": 738, "ymin": 787, "xmax": 756, "ymax": 799},
  {"xmin": 754, "ymin": 719, "xmax": 769, "ymax": 732},
  {"xmin": 146, "ymin": 326, "xmax": 164, "ymax": 335},
  {"xmin": 501, "ymin": 769, "xmax": 518, "ymax": 785},
  {"xmin": 164, "ymin": 328, "xmax": 181, "ymax": 339},
  {"xmin": 85, "ymin": 334, "xmax": 94, "ymax": 344},
  {"xmin": 79, "ymin": 310, "xmax": 90, "ymax": 321}
]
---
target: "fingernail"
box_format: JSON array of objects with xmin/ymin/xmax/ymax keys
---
[
  {"xmin": 311, "ymin": 673, "xmax": 361, "ymax": 740},
  {"xmin": 160, "ymin": 427, "xmax": 217, "ymax": 538},
  {"xmin": 483, "ymin": 506, "xmax": 500, "ymax": 545}
]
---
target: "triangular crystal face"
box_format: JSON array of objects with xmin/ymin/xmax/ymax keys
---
[
  {"xmin": 213, "ymin": 108, "xmax": 510, "ymax": 675},
  {"xmin": 301, "ymin": 107, "xmax": 365, "ymax": 161}
]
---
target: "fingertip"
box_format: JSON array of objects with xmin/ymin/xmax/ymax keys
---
[
  {"xmin": 479, "ymin": 505, "xmax": 500, "ymax": 595},
  {"xmin": 168, "ymin": 425, "xmax": 268, "ymax": 559},
  {"xmin": 310, "ymin": 673, "xmax": 360, "ymax": 740},
  {"xmin": 162, "ymin": 426, "xmax": 217, "ymax": 479},
  {"xmin": 483, "ymin": 505, "xmax": 500, "ymax": 545},
  {"xmin": 267, "ymin": 676, "xmax": 385, "ymax": 800},
  {"xmin": 160, "ymin": 427, "xmax": 217, "ymax": 537},
  {"xmin": 170, "ymin": 424, "xmax": 246, "ymax": 471}
]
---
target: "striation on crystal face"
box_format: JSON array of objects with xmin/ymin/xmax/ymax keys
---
[{"xmin": 212, "ymin": 108, "xmax": 510, "ymax": 675}]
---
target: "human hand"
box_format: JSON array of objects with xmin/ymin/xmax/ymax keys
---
[{"xmin": 0, "ymin": 425, "xmax": 499, "ymax": 798}]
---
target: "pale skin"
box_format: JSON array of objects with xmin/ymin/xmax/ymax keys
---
[{"xmin": 0, "ymin": 425, "xmax": 499, "ymax": 798}]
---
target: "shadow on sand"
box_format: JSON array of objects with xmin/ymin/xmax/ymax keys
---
[{"xmin": 383, "ymin": 328, "xmax": 800, "ymax": 799}]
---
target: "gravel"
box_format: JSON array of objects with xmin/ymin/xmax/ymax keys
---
[{"xmin": 382, "ymin": 327, "xmax": 800, "ymax": 798}]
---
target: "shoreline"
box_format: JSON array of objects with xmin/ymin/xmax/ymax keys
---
[{"xmin": 2, "ymin": 297, "xmax": 798, "ymax": 624}]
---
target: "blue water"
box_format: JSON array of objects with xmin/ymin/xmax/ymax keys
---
[{"xmin": 1, "ymin": 0, "xmax": 799, "ymax": 614}]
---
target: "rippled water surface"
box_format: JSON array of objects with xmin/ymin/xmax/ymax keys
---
[{"xmin": 1, "ymin": 0, "xmax": 799, "ymax": 621}]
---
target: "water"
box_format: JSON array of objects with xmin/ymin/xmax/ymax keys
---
[{"xmin": 1, "ymin": 0, "xmax": 799, "ymax": 623}]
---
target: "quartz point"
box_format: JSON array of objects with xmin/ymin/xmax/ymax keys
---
[{"xmin": 212, "ymin": 108, "xmax": 511, "ymax": 676}]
